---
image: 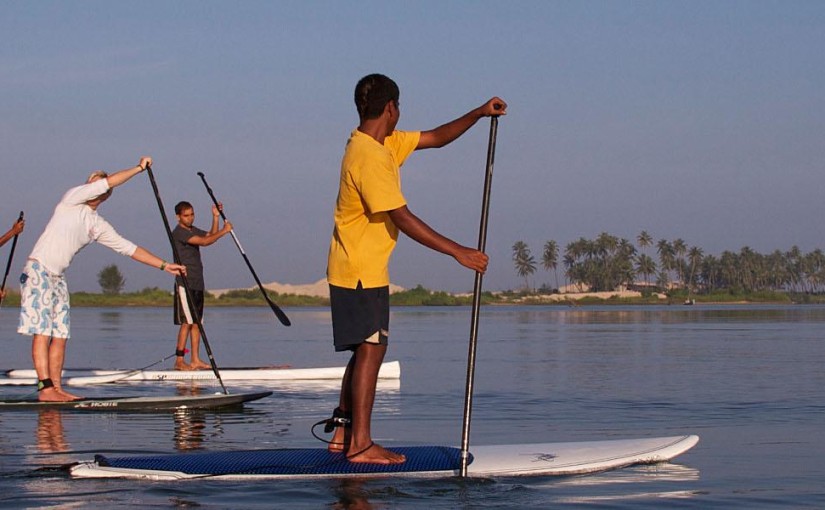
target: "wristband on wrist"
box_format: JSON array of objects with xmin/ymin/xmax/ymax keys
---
[{"xmin": 160, "ymin": 261, "xmax": 167, "ymax": 271}]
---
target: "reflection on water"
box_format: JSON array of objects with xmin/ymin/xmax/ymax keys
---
[
  {"xmin": 332, "ymin": 479, "xmax": 374, "ymax": 510},
  {"xmin": 98, "ymin": 310, "xmax": 122, "ymax": 333},
  {"xmin": 36, "ymin": 410, "xmax": 68, "ymax": 454},
  {"xmin": 174, "ymin": 381, "xmax": 208, "ymax": 396},
  {"xmin": 173, "ymin": 409, "xmax": 208, "ymax": 451},
  {"xmin": 549, "ymin": 463, "xmax": 701, "ymax": 487},
  {"xmin": 556, "ymin": 489, "xmax": 699, "ymax": 504},
  {"xmin": 503, "ymin": 304, "xmax": 825, "ymax": 326}
]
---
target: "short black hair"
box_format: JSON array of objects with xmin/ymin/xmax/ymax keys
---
[
  {"xmin": 354, "ymin": 74, "xmax": 399, "ymax": 120},
  {"xmin": 175, "ymin": 201, "xmax": 193, "ymax": 215}
]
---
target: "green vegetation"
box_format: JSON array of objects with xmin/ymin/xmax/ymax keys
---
[
  {"xmin": 2, "ymin": 282, "xmax": 822, "ymax": 307},
  {"xmin": 71, "ymin": 287, "xmax": 175, "ymax": 306},
  {"xmin": 10, "ymin": 286, "xmax": 328, "ymax": 308},
  {"xmin": 210, "ymin": 288, "xmax": 327, "ymax": 307},
  {"xmin": 514, "ymin": 232, "xmax": 825, "ymax": 302},
  {"xmin": 390, "ymin": 284, "xmax": 495, "ymax": 306},
  {"xmin": 97, "ymin": 264, "xmax": 125, "ymax": 295}
]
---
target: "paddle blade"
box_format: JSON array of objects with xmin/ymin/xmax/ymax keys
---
[{"xmin": 266, "ymin": 295, "xmax": 291, "ymax": 326}]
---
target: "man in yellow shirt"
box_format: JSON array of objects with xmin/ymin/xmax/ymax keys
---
[{"xmin": 327, "ymin": 73, "xmax": 506, "ymax": 464}]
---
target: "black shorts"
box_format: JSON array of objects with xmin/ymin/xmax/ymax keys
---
[
  {"xmin": 174, "ymin": 285, "xmax": 205, "ymax": 325},
  {"xmin": 329, "ymin": 283, "xmax": 389, "ymax": 352}
]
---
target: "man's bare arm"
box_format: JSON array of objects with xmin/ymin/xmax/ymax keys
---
[
  {"xmin": 417, "ymin": 97, "xmax": 507, "ymax": 150},
  {"xmin": 388, "ymin": 205, "xmax": 488, "ymax": 273}
]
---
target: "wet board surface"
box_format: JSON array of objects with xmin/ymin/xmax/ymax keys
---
[{"xmin": 70, "ymin": 434, "xmax": 699, "ymax": 480}]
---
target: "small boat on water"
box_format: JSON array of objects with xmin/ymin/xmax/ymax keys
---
[{"xmin": 0, "ymin": 361, "xmax": 400, "ymax": 386}]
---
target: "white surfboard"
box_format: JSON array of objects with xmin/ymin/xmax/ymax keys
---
[
  {"xmin": 70, "ymin": 434, "xmax": 699, "ymax": 480},
  {"xmin": 0, "ymin": 361, "xmax": 400, "ymax": 386}
]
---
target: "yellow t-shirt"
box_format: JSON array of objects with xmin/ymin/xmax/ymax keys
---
[{"xmin": 327, "ymin": 129, "xmax": 421, "ymax": 289}]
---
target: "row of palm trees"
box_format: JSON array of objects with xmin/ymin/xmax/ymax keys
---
[{"xmin": 512, "ymin": 231, "xmax": 825, "ymax": 294}]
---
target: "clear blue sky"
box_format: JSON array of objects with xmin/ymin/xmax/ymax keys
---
[{"xmin": 2, "ymin": 1, "xmax": 823, "ymax": 293}]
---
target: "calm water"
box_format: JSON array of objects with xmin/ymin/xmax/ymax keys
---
[{"xmin": 0, "ymin": 304, "xmax": 823, "ymax": 508}]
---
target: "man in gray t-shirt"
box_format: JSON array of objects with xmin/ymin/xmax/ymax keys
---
[{"xmin": 171, "ymin": 201, "xmax": 232, "ymax": 370}]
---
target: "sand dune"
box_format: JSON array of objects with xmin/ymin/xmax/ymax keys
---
[{"xmin": 210, "ymin": 279, "xmax": 405, "ymax": 298}]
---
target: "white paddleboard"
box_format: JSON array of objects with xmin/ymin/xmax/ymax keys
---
[
  {"xmin": 0, "ymin": 361, "xmax": 400, "ymax": 386},
  {"xmin": 70, "ymin": 434, "xmax": 698, "ymax": 480}
]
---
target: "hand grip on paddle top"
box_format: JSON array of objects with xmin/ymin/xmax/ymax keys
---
[
  {"xmin": 481, "ymin": 97, "xmax": 507, "ymax": 117},
  {"xmin": 11, "ymin": 215, "xmax": 24, "ymax": 236}
]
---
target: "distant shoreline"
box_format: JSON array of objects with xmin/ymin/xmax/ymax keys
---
[{"xmin": 0, "ymin": 285, "xmax": 814, "ymax": 308}]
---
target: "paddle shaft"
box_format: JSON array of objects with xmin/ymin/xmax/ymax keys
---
[
  {"xmin": 0, "ymin": 211, "xmax": 24, "ymax": 308},
  {"xmin": 460, "ymin": 115, "xmax": 499, "ymax": 476},
  {"xmin": 196, "ymin": 172, "xmax": 290, "ymax": 326},
  {"xmin": 145, "ymin": 165, "xmax": 228, "ymax": 394}
]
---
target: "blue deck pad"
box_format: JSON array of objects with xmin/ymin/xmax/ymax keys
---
[{"xmin": 97, "ymin": 446, "xmax": 471, "ymax": 476}]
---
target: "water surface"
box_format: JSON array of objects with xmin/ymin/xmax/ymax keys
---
[{"xmin": 1, "ymin": 305, "xmax": 823, "ymax": 508}]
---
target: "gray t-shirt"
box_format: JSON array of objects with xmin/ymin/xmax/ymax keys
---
[{"xmin": 172, "ymin": 225, "xmax": 207, "ymax": 290}]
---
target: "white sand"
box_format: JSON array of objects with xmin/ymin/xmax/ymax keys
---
[
  {"xmin": 209, "ymin": 278, "xmax": 405, "ymax": 298},
  {"xmin": 210, "ymin": 281, "xmax": 664, "ymax": 301}
]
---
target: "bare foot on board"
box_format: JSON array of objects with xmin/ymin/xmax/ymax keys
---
[
  {"xmin": 38, "ymin": 387, "xmax": 81, "ymax": 402},
  {"xmin": 189, "ymin": 360, "xmax": 211, "ymax": 370},
  {"xmin": 174, "ymin": 361, "xmax": 193, "ymax": 371},
  {"xmin": 347, "ymin": 442, "xmax": 406, "ymax": 465},
  {"xmin": 56, "ymin": 387, "xmax": 82, "ymax": 401}
]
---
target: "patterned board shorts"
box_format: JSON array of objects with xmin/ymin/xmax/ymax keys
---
[{"xmin": 17, "ymin": 259, "xmax": 71, "ymax": 339}]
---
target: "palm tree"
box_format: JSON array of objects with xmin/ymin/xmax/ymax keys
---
[
  {"xmin": 739, "ymin": 246, "xmax": 757, "ymax": 292},
  {"xmin": 537, "ymin": 231, "xmax": 825, "ymax": 297},
  {"xmin": 719, "ymin": 250, "xmax": 739, "ymax": 291},
  {"xmin": 686, "ymin": 246, "xmax": 704, "ymax": 294},
  {"xmin": 786, "ymin": 246, "xmax": 803, "ymax": 292},
  {"xmin": 615, "ymin": 238, "xmax": 637, "ymax": 290},
  {"xmin": 766, "ymin": 250, "xmax": 787, "ymax": 291},
  {"xmin": 803, "ymin": 249, "xmax": 825, "ymax": 293},
  {"xmin": 656, "ymin": 270, "xmax": 670, "ymax": 291},
  {"xmin": 637, "ymin": 230, "xmax": 653, "ymax": 254},
  {"xmin": 512, "ymin": 241, "xmax": 537, "ymax": 291},
  {"xmin": 562, "ymin": 234, "xmax": 637, "ymax": 292},
  {"xmin": 542, "ymin": 240, "xmax": 559, "ymax": 291},
  {"xmin": 636, "ymin": 253, "xmax": 657, "ymax": 287},
  {"xmin": 673, "ymin": 238, "xmax": 687, "ymax": 286},
  {"xmin": 700, "ymin": 254, "xmax": 719, "ymax": 292},
  {"xmin": 595, "ymin": 232, "xmax": 619, "ymax": 290},
  {"xmin": 656, "ymin": 239, "xmax": 675, "ymax": 286}
]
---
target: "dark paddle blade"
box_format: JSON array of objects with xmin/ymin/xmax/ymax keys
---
[
  {"xmin": 0, "ymin": 211, "xmax": 24, "ymax": 307},
  {"xmin": 197, "ymin": 171, "xmax": 290, "ymax": 326}
]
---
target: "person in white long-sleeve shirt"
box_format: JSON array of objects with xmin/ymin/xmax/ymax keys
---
[{"xmin": 18, "ymin": 156, "xmax": 186, "ymax": 402}]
